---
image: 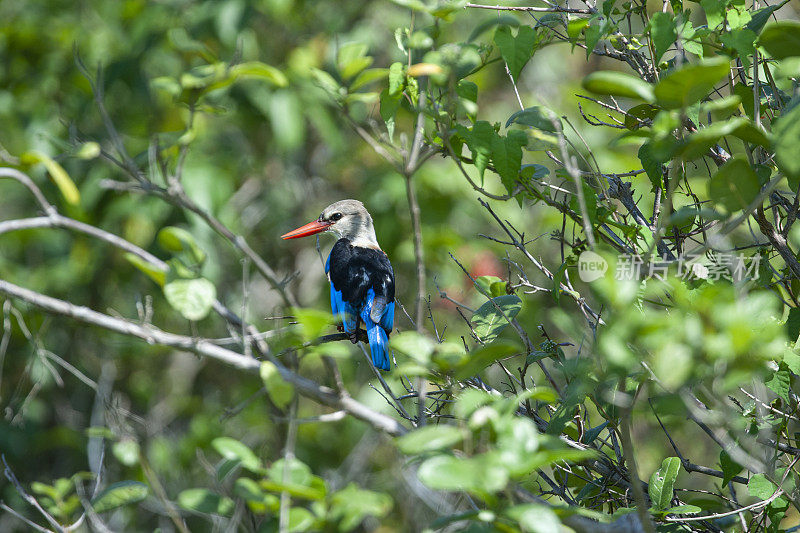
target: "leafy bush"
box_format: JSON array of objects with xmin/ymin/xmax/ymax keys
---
[{"xmin": 1, "ymin": 0, "xmax": 800, "ymax": 531}]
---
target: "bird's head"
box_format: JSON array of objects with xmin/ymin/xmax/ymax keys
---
[{"xmin": 281, "ymin": 199, "xmax": 380, "ymax": 248}]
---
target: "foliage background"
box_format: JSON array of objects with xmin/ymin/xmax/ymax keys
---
[{"xmin": 2, "ymin": 0, "xmax": 800, "ymax": 531}]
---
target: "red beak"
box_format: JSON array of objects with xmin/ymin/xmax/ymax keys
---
[{"xmin": 281, "ymin": 220, "xmax": 332, "ymax": 240}]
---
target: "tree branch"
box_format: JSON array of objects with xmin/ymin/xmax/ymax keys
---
[{"xmin": 0, "ymin": 279, "xmax": 407, "ymax": 436}]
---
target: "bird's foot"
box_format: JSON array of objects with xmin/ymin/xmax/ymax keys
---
[{"xmin": 348, "ymin": 331, "xmax": 359, "ymax": 344}]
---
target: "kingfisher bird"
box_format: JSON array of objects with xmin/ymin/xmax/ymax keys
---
[{"xmin": 281, "ymin": 200, "xmax": 395, "ymax": 371}]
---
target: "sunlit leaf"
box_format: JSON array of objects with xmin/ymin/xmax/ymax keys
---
[
  {"xmin": 20, "ymin": 150, "xmax": 80, "ymax": 205},
  {"xmin": 163, "ymin": 277, "xmax": 216, "ymax": 321},
  {"xmin": 757, "ymin": 20, "xmax": 800, "ymax": 59},
  {"xmin": 212, "ymin": 437, "xmax": 263, "ymax": 474},
  {"xmin": 329, "ymin": 484, "xmax": 393, "ymax": 531},
  {"xmin": 494, "ymin": 25, "xmax": 538, "ymax": 81},
  {"xmin": 649, "ymin": 12, "xmax": 677, "ymax": 62},
  {"xmin": 472, "ymin": 295, "xmax": 523, "ymax": 342},
  {"xmin": 648, "ymin": 456, "xmax": 680, "ymax": 510},
  {"xmin": 653, "ymin": 57, "xmax": 729, "ymax": 109},
  {"xmin": 230, "ymin": 61, "xmax": 288, "ymax": 87},
  {"xmin": 708, "ymin": 156, "xmax": 760, "ymax": 213},
  {"xmin": 396, "ymin": 425, "xmax": 465, "ymax": 454},
  {"xmin": 124, "ymin": 253, "xmax": 167, "ymax": 286},
  {"xmin": 506, "ymin": 106, "xmax": 560, "ymax": 132},
  {"xmin": 772, "ymin": 102, "xmax": 800, "ymax": 184},
  {"xmin": 260, "ymin": 361, "xmax": 294, "ymax": 409},
  {"xmin": 92, "ymin": 481, "xmax": 148, "ymax": 514},
  {"xmin": 748, "ymin": 473, "xmax": 776, "ymax": 500},
  {"xmin": 582, "ymin": 71, "xmax": 655, "ymax": 102},
  {"xmin": 178, "ymin": 488, "xmax": 234, "ymax": 516},
  {"xmin": 418, "ymin": 453, "xmax": 509, "ymax": 494}
]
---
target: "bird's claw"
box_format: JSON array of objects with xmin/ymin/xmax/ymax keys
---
[{"xmin": 348, "ymin": 331, "xmax": 359, "ymax": 344}]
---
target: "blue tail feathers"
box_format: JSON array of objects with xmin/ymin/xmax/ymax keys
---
[{"xmin": 366, "ymin": 321, "xmax": 390, "ymax": 370}]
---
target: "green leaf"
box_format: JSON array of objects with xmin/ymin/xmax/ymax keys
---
[
  {"xmin": 260, "ymin": 361, "xmax": 294, "ymax": 409},
  {"xmin": 396, "ymin": 425, "xmax": 465, "ymax": 454},
  {"xmin": 92, "ymin": 481, "xmax": 148, "ymax": 514},
  {"xmin": 786, "ymin": 307, "xmax": 800, "ymax": 341},
  {"xmin": 456, "ymin": 341, "xmax": 520, "ymax": 379},
  {"xmin": 112, "ymin": 439, "xmax": 140, "ymax": 467},
  {"xmin": 212, "ymin": 437, "xmax": 263, "ymax": 474},
  {"xmin": 581, "ymin": 71, "xmax": 655, "ymax": 102},
  {"xmin": 707, "ymin": 156, "xmax": 761, "ymax": 213},
  {"xmin": 178, "ymin": 488, "xmax": 234, "ymax": 516},
  {"xmin": 721, "ymin": 28, "xmax": 756, "ymax": 68},
  {"xmin": 747, "ymin": 1, "xmax": 789, "ymax": 35},
  {"xmin": 720, "ymin": 449, "xmax": 743, "ymax": 486},
  {"xmin": 496, "ymin": 418, "xmax": 541, "ymax": 476},
  {"xmin": 124, "ymin": 253, "xmax": 167, "ymax": 286},
  {"xmin": 350, "ymin": 68, "xmax": 388, "ymax": 91},
  {"xmin": 584, "ymin": 19, "xmax": 606, "ymax": 57},
  {"xmin": 649, "ymin": 12, "xmax": 677, "ymax": 62},
  {"xmin": 329, "ymin": 484, "xmax": 393, "ymax": 531},
  {"xmin": 506, "ymin": 503, "xmax": 561, "ymax": 533},
  {"xmin": 390, "ymin": 331, "xmax": 436, "ymax": 363},
  {"xmin": 76, "ymin": 142, "xmax": 101, "ymax": 159},
  {"xmin": 664, "ymin": 505, "xmax": 702, "ymax": 515},
  {"xmin": 638, "ymin": 142, "xmax": 664, "ymax": 191},
  {"xmin": 286, "ymin": 507, "xmax": 314, "ymax": 532},
  {"xmin": 230, "ymin": 61, "xmax": 288, "ymax": 87},
  {"xmin": 157, "ymin": 226, "xmax": 207, "ymax": 264},
  {"xmin": 163, "ymin": 277, "xmax": 216, "ymax": 321},
  {"xmin": 457, "ymin": 80, "xmax": 478, "ymax": 103},
  {"xmin": 474, "ymin": 275, "xmax": 503, "ymax": 294},
  {"xmin": 292, "ymin": 307, "xmax": 334, "ymax": 342},
  {"xmin": 494, "ymin": 25, "xmax": 538, "ymax": 81},
  {"xmin": 337, "ymin": 43, "xmax": 373, "ymax": 79},
  {"xmin": 772, "ymin": 102, "xmax": 800, "ymax": 183},
  {"xmin": 784, "ymin": 349, "xmax": 800, "ymax": 374},
  {"xmin": 471, "ymin": 295, "xmax": 523, "ymax": 342},
  {"xmin": 417, "ymin": 453, "xmax": 508, "ymax": 494},
  {"xmin": 458, "ymin": 120, "xmax": 496, "ymax": 182},
  {"xmin": 766, "ymin": 363, "xmax": 791, "ymax": 402},
  {"xmin": 653, "ymin": 57, "xmax": 730, "ymax": 109},
  {"xmin": 20, "ymin": 150, "xmax": 81, "ymax": 205},
  {"xmin": 701, "ymin": 0, "xmax": 725, "ymax": 28},
  {"xmin": 468, "ymin": 15, "xmax": 520, "ymax": 42},
  {"xmin": 758, "ymin": 21, "xmax": 800, "ymax": 59},
  {"xmin": 234, "ymin": 478, "xmax": 265, "ymax": 502},
  {"xmin": 748, "ymin": 473, "xmax": 777, "ymax": 500},
  {"xmin": 567, "ymin": 18, "xmax": 590, "ymax": 43},
  {"xmin": 492, "ymin": 130, "xmax": 527, "ymax": 194},
  {"xmin": 380, "ymin": 89, "xmax": 402, "ymax": 141},
  {"xmin": 506, "ymin": 106, "xmax": 559, "ymax": 131},
  {"xmin": 267, "ymin": 458, "xmax": 313, "ymax": 486},
  {"xmin": 676, "ymin": 117, "xmax": 769, "ymax": 160},
  {"xmin": 648, "ymin": 457, "xmax": 681, "ymax": 510},
  {"xmin": 388, "ymin": 62, "xmax": 405, "ymax": 95},
  {"xmin": 581, "ymin": 421, "xmax": 609, "ymax": 444}
]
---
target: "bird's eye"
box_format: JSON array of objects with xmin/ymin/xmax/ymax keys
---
[{"xmin": 330, "ymin": 213, "xmax": 343, "ymax": 221}]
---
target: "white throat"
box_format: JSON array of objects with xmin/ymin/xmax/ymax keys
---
[{"xmin": 332, "ymin": 216, "xmax": 381, "ymax": 249}]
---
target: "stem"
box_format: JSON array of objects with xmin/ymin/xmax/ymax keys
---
[
  {"xmin": 279, "ymin": 394, "xmax": 299, "ymax": 533},
  {"xmin": 618, "ymin": 385, "xmax": 656, "ymax": 533}
]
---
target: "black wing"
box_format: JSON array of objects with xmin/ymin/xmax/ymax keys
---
[{"xmin": 328, "ymin": 239, "xmax": 395, "ymax": 307}]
